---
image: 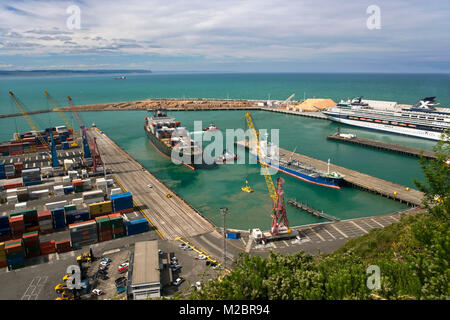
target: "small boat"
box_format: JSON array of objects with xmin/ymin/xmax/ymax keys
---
[
  {"xmin": 92, "ymin": 123, "xmax": 96, "ymax": 127},
  {"xmin": 114, "ymin": 76, "xmax": 127, "ymax": 80},
  {"xmin": 215, "ymin": 149, "xmax": 239, "ymax": 163},
  {"xmin": 203, "ymin": 123, "xmax": 219, "ymax": 131},
  {"xmin": 241, "ymin": 180, "xmax": 254, "ymax": 193}
]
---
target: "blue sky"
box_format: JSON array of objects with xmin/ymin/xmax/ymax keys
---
[{"xmin": 0, "ymin": 0, "xmax": 449, "ymax": 72}]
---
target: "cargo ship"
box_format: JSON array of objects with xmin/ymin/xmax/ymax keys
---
[
  {"xmin": 144, "ymin": 109, "xmax": 203, "ymax": 170},
  {"xmin": 324, "ymin": 97, "xmax": 450, "ymax": 141},
  {"xmin": 250, "ymin": 142, "xmax": 344, "ymax": 189}
]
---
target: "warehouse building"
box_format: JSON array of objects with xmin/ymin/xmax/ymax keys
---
[{"xmin": 129, "ymin": 240, "xmax": 161, "ymax": 300}]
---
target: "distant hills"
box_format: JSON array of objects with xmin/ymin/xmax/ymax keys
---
[{"xmin": 0, "ymin": 69, "xmax": 152, "ymax": 76}]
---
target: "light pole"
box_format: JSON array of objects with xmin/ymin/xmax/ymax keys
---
[{"xmin": 221, "ymin": 207, "xmax": 228, "ymax": 270}]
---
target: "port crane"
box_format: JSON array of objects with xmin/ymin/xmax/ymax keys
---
[
  {"xmin": 9, "ymin": 91, "xmax": 60, "ymax": 167},
  {"xmin": 44, "ymin": 90, "xmax": 73, "ymax": 130},
  {"xmin": 67, "ymin": 96, "xmax": 91, "ymax": 158},
  {"xmin": 244, "ymin": 112, "xmax": 290, "ymax": 236},
  {"xmin": 67, "ymin": 96, "xmax": 103, "ymax": 172},
  {"xmin": 281, "ymin": 93, "xmax": 295, "ymax": 108}
]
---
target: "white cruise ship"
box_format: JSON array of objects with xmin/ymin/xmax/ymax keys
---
[{"xmin": 323, "ymin": 97, "xmax": 450, "ymax": 140}]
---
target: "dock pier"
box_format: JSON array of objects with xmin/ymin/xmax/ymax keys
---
[
  {"xmin": 236, "ymin": 140, "xmax": 424, "ymax": 207},
  {"xmin": 288, "ymin": 199, "xmax": 339, "ymax": 221},
  {"xmin": 327, "ymin": 133, "xmax": 437, "ymax": 159}
]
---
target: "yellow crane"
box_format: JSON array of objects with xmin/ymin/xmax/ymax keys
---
[
  {"xmin": 244, "ymin": 112, "xmax": 277, "ymax": 203},
  {"xmin": 44, "ymin": 90, "xmax": 73, "ymax": 130},
  {"xmin": 9, "ymin": 91, "xmax": 49, "ymax": 148}
]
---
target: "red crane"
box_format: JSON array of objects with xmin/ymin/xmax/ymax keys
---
[{"xmin": 271, "ymin": 177, "xmax": 290, "ymax": 235}]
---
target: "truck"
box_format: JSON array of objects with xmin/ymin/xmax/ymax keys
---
[{"xmin": 251, "ymin": 227, "xmax": 300, "ymax": 245}]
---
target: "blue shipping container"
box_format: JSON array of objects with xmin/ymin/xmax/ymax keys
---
[
  {"xmin": 0, "ymin": 216, "xmax": 10, "ymax": 228},
  {"xmin": 63, "ymin": 186, "xmax": 74, "ymax": 194},
  {"xmin": 0, "ymin": 227, "xmax": 11, "ymax": 237},
  {"xmin": 7, "ymin": 257, "xmax": 25, "ymax": 266},
  {"xmin": 225, "ymin": 232, "xmax": 240, "ymax": 240},
  {"xmin": 66, "ymin": 211, "xmax": 90, "ymax": 225},
  {"xmin": 111, "ymin": 192, "xmax": 133, "ymax": 212}
]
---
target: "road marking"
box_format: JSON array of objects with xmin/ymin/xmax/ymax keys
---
[
  {"xmin": 245, "ymin": 236, "xmax": 253, "ymax": 253},
  {"xmin": 350, "ymin": 221, "xmax": 369, "ymax": 234},
  {"xmin": 283, "ymin": 240, "xmax": 288, "ymax": 247},
  {"xmin": 371, "ymin": 218, "xmax": 386, "ymax": 227},
  {"xmin": 309, "ymin": 227, "xmax": 325, "ymax": 241},
  {"xmin": 322, "ymin": 227, "xmax": 336, "ymax": 239},
  {"xmin": 21, "ymin": 276, "xmax": 48, "ymax": 300},
  {"xmin": 389, "ymin": 215, "xmax": 400, "ymax": 222},
  {"xmin": 104, "ymin": 248, "xmax": 121, "ymax": 255},
  {"xmin": 330, "ymin": 224, "xmax": 348, "ymax": 238},
  {"xmin": 56, "ymin": 253, "xmax": 60, "ymax": 260},
  {"xmin": 70, "ymin": 251, "xmax": 75, "ymax": 257}
]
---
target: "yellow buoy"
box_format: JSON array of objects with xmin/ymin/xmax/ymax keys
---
[
  {"xmin": 405, "ymin": 187, "xmax": 410, "ymax": 191},
  {"xmin": 241, "ymin": 180, "xmax": 254, "ymax": 193},
  {"xmin": 393, "ymin": 191, "xmax": 397, "ymax": 195}
]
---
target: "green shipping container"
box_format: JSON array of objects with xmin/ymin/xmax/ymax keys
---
[
  {"xmin": 26, "ymin": 246, "xmax": 41, "ymax": 253},
  {"xmin": 64, "ymin": 204, "xmax": 77, "ymax": 213},
  {"xmin": 11, "ymin": 209, "xmax": 37, "ymax": 218},
  {"xmin": 113, "ymin": 233, "xmax": 124, "ymax": 239}
]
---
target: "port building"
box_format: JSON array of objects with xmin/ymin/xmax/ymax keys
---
[{"xmin": 130, "ymin": 240, "xmax": 161, "ymax": 299}]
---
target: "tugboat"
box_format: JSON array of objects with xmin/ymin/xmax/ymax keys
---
[
  {"xmin": 214, "ymin": 149, "xmax": 239, "ymax": 163},
  {"xmin": 203, "ymin": 123, "xmax": 219, "ymax": 131}
]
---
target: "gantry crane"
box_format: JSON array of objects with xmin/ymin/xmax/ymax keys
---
[
  {"xmin": 44, "ymin": 90, "xmax": 73, "ymax": 130},
  {"xmin": 9, "ymin": 91, "xmax": 59, "ymax": 167},
  {"xmin": 67, "ymin": 96, "xmax": 91, "ymax": 158},
  {"xmin": 245, "ymin": 112, "xmax": 290, "ymax": 236}
]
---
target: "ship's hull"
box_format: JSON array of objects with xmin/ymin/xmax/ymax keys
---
[
  {"xmin": 145, "ymin": 126, "xmax": 199, "ymax": 170},
  {"xmin": 252, "ymin": 153, "xmax": 342, "ymax": 189},
  {"xmin": 324, "ymin": 113, "xmax": 443, "ymax": 141}
]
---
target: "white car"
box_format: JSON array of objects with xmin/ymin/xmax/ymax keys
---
[
  {"xmin": 198, "ymin": 254, "xmax": 207, "ymax": 260},
  {"xmin": 92, "ymin": 289, "xmax": 104, "ymax": 296},
  {"xmin": 173, "ymin": 277, "xmax": 184, "ymax": 286},
  {"xmin": 99, "ymin": 261, "xmax": 110, "ymax": 266}
]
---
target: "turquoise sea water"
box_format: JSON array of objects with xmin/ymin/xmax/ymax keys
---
[{"xmin": 0, "ymin": 73, "xmax": 446, "ymax": 230}]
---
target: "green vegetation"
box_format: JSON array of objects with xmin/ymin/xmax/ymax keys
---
[{"xmin": 190, "ymin": 131, "xmax": 449, "ymax": 300}]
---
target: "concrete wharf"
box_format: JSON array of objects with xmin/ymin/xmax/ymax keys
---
[
  {"xmin": 327, "ymin": 133, "xmax": 437, "ymax": 159},
  {"xmin": 88, "ymin": 128, "xmax": 215, "ymax": 240},
  {"xmin": 236, "ymin": 140, "xmax": 424, "ymax": 207}
]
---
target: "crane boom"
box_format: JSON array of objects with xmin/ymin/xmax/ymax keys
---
[
  {"xmin": 67, "ymin": 96, "xmax": 91, "ymax": 159},
  {"xmin": 44, "ymin": 90, "xmax": 73, "ymax": 129},
  {"xmin": 9, "ymin": 91, "xmax": 48, "ymax": 148},
  {"xmin": 245, "ymin": 112, "xmax": 277, "ymax": 203}
]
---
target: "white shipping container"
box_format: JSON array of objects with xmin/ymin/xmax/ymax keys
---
[
  {"xmin": 72, "ymin": 198, "xmax": 83, "ymax": 205},
  {"xmin": 7, "ymin": 195, "xmax": 18, "ymax": 204},
  {"xmin": 6, "ymin": 188, "xmax": 18, "ymax": 196},
  {"xmin": 31, "ymin": 189, "xmax": 50, "ymax": 197},
  {"xmin": 84, "ymin": 197, "xmax": 104, "ymax": 205},
  {"xmin": 15, "ymin": 202, "xmax": 27, "ymax": 210},
  {"xmin": 62, "ymin": 176, "xmax": 71, "ymax": 183},
  {"xmin": 110, "ymin": 188, "xmax": 122, "ymax": 195},
  {"xmin": 45, "ymin": 200, "xmax": 68, "ymax": 210},
  {"xmin": 106, "ymin": 179, "xmax": 114, "ymax": 187}
]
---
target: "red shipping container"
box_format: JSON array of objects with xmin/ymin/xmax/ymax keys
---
[
  {"xmin": 113, "ymin": 208, "xmax": 134, "ymax": 214},
  {"xmin": 107, "ymin": 213, "xmax": 121, "ymax": 219},
  {"xmin": 0, "ymin": 261, "xmax": 7, "ymax": 268},
  {"xmin": 3, "ymin": 182, "xmax": 23, "ymax": 190},
  {"xmin": 55, "ymin": 240, "xmax": 72, "ymax": 253},
  {"xmin": 112, "ymin": 227, "xmax": 124, "ymax": 234},
  {"xmin": 38, "ymin": 210, "xmax": 52, "ymax": 221}
]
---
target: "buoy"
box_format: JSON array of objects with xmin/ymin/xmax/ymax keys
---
[
  {"xmin": 393, "ymin": 191, "xmax": 397, "ymax": 195},
  {"xmin": 405, "ymin": 187, "xmax": 410, "ymax": 191}
]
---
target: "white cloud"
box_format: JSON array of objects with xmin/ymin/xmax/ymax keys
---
[{"xmin": 0, "ymin": 0, "xmax": 448, "ymax": 69}]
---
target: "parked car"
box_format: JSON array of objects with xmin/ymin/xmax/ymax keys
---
[
  {"xmin": 184, "ymin": 245, "xmax": 193, "ymax": 251},
  {"xmin": 115, "ymin": 276, "xmax": 127, "ymax": 288},
  {"xmin": 101, "ymin": 257, "xmax": 112, "ymax": 263},
  {"xmin": 118, "ymin": 263, "xmax": 129, "ymax": 273},
  {"xmin": 197, "ymin": 254, "xmax": 207, "ymax": 260},
  {"xmin": 171, "ymin": 264, "xmax": 182, "ymax": 272},
  {"xmin": 179, "ymin": 243, "xmax": 187, "ymax": 249},
  {"xmin": 92, "ymin": 289, "xmax": 104, "ymax": 296},
  {"xmin": 173, "ymin": 277, "xmax": 184, "ymax": 286},
  {"xmin": 158, "ymin": 249, "xmax": 163, "ymax": 255},
  {"xmin": 99, "ymin": 261, "xmax": 110, "ymax": 267}
]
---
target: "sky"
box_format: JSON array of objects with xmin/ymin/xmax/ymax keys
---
[{"xmin": 0, "ymin": 0, "xmax": 449, "ymax": 73}]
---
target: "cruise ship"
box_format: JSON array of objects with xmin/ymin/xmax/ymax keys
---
[
  {"xmin": 144, "ymin": 109, "xmax": 203, "ymax": 170},
  {"xmin": 323, "ymin": 97, "xmax": 450, "ymax": 140}
]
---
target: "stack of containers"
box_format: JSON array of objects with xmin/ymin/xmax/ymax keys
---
[
  {"xmin": 9, "ymin": 215, "xmax": 25, "ymax": 239},
  {"xmin": 108, "ymin": 213, "xmax": 124, "ymax": 239},
  {"xmin": 65, "ymin": 211, "xmax": 90, "ymax": 225},
  {"xmin": 82, "ymin": 179, "xmax": 92, "ymax": 191},
  {"xmin": 110, "ymin": 192, "xmax": 134, "ymax": 214},
  {"xmin": 64, "ymin": 204, "xmax": 77, "ymax": 215},
  {"xmin": 55, "ymin": 240, "xmax": 71, "ymax": 253},
  {"xmin": 46, "ymin": 200, "xmax": 68, "ymax": 211},
  {"xmin": 72, "ymin": 179, "xmax": 83, "ymax": 193},
  {"xmin": 0, "ymin": 162, "xmax": 5, "ymax": 179},
  {"xmin": 51, "ymin": 208, "xmax": 66, "ymax": 230},
  {"xmin": 12, "ymin": 209, "xmax": 39, "ymax": 232},
  {"xmin": 4, "ymin": 239, "xmax": 25, "ymax": 270},
  {"xmin": 69, "ymin": 220, "xmax": 97, "ymax": 249},
  {"xmin": 124, "ymin": 218, "xmax": 149, "ymax": 236},
  {"xmin": 4, "ymin": 164, "xmax": 15, "ymax": 179},
  {"xmin": 9, "ymin": 143, "xmax": 23, "ymax": 156},
  {"xmin": 23, "ymin": 231, "xmax": 40, "ymax": 258},
  {"xmin": 88, "ymin": 201, "xmax": 112, "ymax": 218},
  {"xmin": 38, "ymin": 210, "xmax": 53, "ymax": 234},
  {"xmin": 96, "ymin": 216, "xmax": 112, "ymax": 242},
  {"xmin": 63, "ymin": 186, "xmax": 74, "ymax": 195},
  {"xmin": 14, "ymin": 163, "xmax": 23, "ymax": 177},
  {"xmin": 22, "ymin": 168, "xmax": 41, "ymax": 186},
  {"xmin": 16, "ymin": 187, "xmax": 29, "ymax": 202},
  {"xmin": 39, "ymin": 240, "xmax": 56, "ymax": 255},
  {"xmin": 0, "ymin": 216, "xmax": 11, "ymax": 242},
  {"xmin": 53, "ymin": 185, "xmax": 64, "ymax": 196},
  {"xmin": 0, "ymin": 242, "xmax": 6, "ymax": 268}
]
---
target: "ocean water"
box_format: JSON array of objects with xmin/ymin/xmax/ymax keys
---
[{"xmin": 0, "ymin": 72, "xmax": 445, "ymax": 230}]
